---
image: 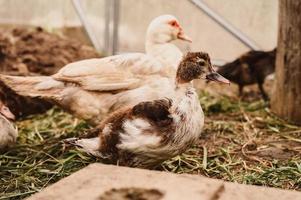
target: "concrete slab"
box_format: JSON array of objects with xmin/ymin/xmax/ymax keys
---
[{"xmin": 27, "ymin": 163, "xmax": 301, "ymax": 200}]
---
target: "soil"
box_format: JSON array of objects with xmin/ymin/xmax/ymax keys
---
[
  {"xmin": 99, "ymin": 187, "xmax": 164, "ymax": 200},
  {"xmin": 0, "ymin": 26, "xmax": 99, "ymax": 75},
  {"xmin": 0, "ymin": 26, "xmax": 99, "ymax": 118}
]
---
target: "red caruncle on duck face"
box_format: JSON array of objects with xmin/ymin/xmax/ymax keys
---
[{"xmin": 168, "ymin": 19, "xmax": 192, "ymax": 42}]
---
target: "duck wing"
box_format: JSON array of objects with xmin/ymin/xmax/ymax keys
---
[
  {"xmin": 52, "ymin": 53, "xmax": 164, "ymax": 91},
  {"xmin": 132, "ymin": 98, "xmax": 173, "ymax": 126}
]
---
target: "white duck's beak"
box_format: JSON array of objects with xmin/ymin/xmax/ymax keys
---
[{"xmin": 177, "ymin": 31, "xmax": 192, "ymax": 42}]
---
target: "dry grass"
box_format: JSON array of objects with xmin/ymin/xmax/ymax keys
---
[
  {"xmin": 1, "ymin": 91, "xmax": 301, "ymax": 199},
  {"xmin": 0, "ymin": 109, "xmax": 97, "ymax": 199}
]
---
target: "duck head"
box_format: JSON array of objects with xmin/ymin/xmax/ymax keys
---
[
  {"xmin": 146, "ymin": 15, "xmax": 192, "ymax": 44},
  {"xmin": 0, "ymin": 102, "xmax": 15, "ymax": 121},
  {"xmin": 176, "ymin": 52, "xmax": 230, "ymax": 84}
]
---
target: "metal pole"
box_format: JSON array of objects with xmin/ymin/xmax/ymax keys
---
[
  {"xmin": 71, "ymin": 0, "xmax": 102, "ymax": 52},
  {"xmin": 112, "ymin": 0, "xmax": 120, "ymax": 55},
  {"xmin": 189, "ymin": 0, "xmax": 261, "ymax": 50},
  {"xmin": 104, "ymin": 0, "xmax": 112, "ymax": 55}
]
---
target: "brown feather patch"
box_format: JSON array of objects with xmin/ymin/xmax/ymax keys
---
[
  {"xmin": 132, "ymin": 98, "xmax": 173, "ymax": 127},
  {"xmin": 176, "ymin": 52, "xmax": 212, "ymax": 83}
]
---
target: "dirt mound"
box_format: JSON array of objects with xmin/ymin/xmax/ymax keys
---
[
  {"xmin": 0, "ymin": 27, "xmax": 100, "ymax": 119},
  {"xmin": 0, "ymin": 27, "xmax": 99, "ymax": 75}
]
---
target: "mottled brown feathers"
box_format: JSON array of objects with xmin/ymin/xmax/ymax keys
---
[
  {"xmin": 98, "ymin": 107, "xmax": 132, "ymax": 158},
  {"xmin": 132, "ymin": 98, "xmax": 173, "ymax": 126},
  {"xmin": 176, "ymin": 52, "xmax": 212, "ymax": 83},
  {"xmin": 94, "ymin": 99, "xmax": 175, "ymax": 166},
  {"xmin": 98, "ymin": 98, "xmax": 173, "ymax": 155}
]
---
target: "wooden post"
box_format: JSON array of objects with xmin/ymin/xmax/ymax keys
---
[{"xmin": 271, "ymin": 0, "xmax": 301, "ymax": 125}]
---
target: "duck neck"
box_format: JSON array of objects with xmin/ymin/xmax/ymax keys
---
[
  {"xmin": 145, "ymin": 39, "xmax": 183, "ymax": 72},
  {"xmin": 174, "ymin": 80, "xmax": 193, "ymax": 92}
]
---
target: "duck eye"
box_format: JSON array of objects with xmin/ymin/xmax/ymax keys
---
[
  {"xmin": 196, "ymin": 59, "xmax": 205, "ymax": 65},
  {"xmin": 169, "ymin": 20, "xmax": 178, "ymax": 27}
]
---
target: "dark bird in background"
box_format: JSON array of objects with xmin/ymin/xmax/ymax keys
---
[{"xmin": 216, "ymin": 48, "xmax": 276, "ymax": 100}]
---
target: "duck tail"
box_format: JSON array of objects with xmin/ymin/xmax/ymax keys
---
[
  {"xmin": 0, "ymin": 74, "xmax": 64, "ymax": 99},
  {"xmin": 64, "ymin": 137, "xmax": 102, "ymax": 157}
]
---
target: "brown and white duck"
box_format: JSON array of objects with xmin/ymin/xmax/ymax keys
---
[
  {"xmin": 0, "ymin": 15, "xmax": 191, "ymax": 125},
  {"xmin": 0, "ymin": 101, "xmax": 17, "ymax": 149},
  {"xmin": 66, "ymin": 52, "xmax": 229, "ymax": 169}
]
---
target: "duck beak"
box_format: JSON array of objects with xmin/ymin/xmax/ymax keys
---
[
  {"xmin": 206, "ymin": 63, "xmax": 230, "ymax": 84},
  {"xmin": 206, "ymin": 72, "xmax": 230, "ymax": 84},
  {"xmin": 177, "ymin": 31, "xmax": 192, "ymax": 42},
  {"xmin": 1, "ymin": 106, "xmax": 15, "ymax": 121}
]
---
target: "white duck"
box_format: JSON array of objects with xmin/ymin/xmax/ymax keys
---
[
  {"xmin": 66, "ymin": 52, "xmax": 230, "ymax": 169},
  {"xmin": 0, "ymin": 15, "xmax": 191, "ymax": 125},
  {"xmin": 0, "ymin": 102, "xmax": 17, "ymax": 149},
  {"xmin": 145, "ymin": 14, "xmax": 191, "ymax": 74}
]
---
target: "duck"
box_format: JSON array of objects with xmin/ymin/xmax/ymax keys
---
[
  {"xmin": 66, "ymin": 52, "xmax": 229, "ymax": 169},
  {"xmin": 145, "ymin": 15, "xmax": 191, "ymax": 74},
  {"xmin": 0, "ymin": 101, "xmax": 18, "ymax": 149},
  {"xmin": 0, "ymin": 15, "xmax": 191, "ymax": 125},
  {"xmin": 216, "ymin": 48, "xmax": 276, "ymax": 100}
]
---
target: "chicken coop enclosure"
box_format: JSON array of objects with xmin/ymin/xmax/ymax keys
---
[
  {"xmin": 1, "ymin": 0, "xmax": 301, "ymax": 200},
  {"xmin": 0, "ymin": 0, "xmax": 277, "ymax": 60}
]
